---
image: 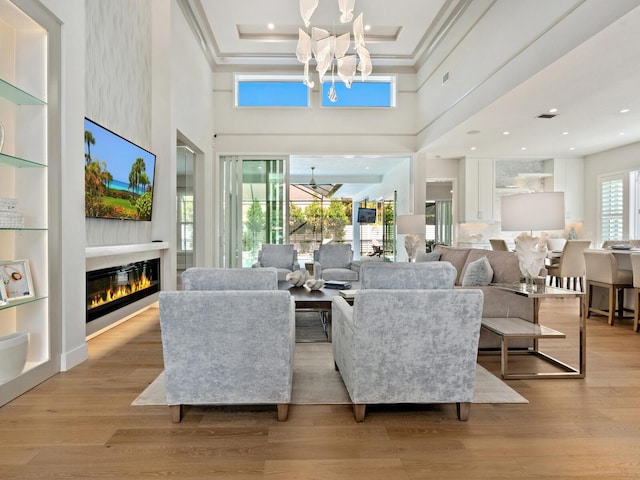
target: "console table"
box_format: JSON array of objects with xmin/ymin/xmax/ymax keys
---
[{"xmin": 483, "ymin": 284, "xmax": 585, "ymax": 379}]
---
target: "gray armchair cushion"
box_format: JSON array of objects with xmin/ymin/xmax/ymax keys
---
[
  {"xmin": 159, "ymin": 290, "xmax": 294, "ymax": 406},
  {"xmin": 181, "ymin": 267, "xmax": 278, "ymax": 290},
  {"xmin": 360, "ymin": 262, "xmax": 456, "ymax": 289},
  {"xmin": 318, "ymin": 244, "xmax": 353, "ymax": 269},
  {"xmin": 258, "ymin": 244, "xmax": 297, "ymax": 269},
  {"xmin": 332, "ymin": 288, "xmax": 483, "ymax": 406},
  {"xmin": 314, "ymin": 244, "xmax": 359, "ymax": 281}
]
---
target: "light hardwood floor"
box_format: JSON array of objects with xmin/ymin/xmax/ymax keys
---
[{"xmin": 1, "ymin": 298, "xmax": 639, "ymax": 479}]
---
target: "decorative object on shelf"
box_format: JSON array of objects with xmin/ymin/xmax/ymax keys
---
[
  {"xmin": 0, "ymin": 280, "xmax": 6, "ymax": 305},
  {"xmin": 0, "ymin": 197, "xmax": 24, "ymax": 228},
  {"xmin": 286, "ymin": 269, "xmax": 310, "ymax": 287},
  {"xmin": 296, "ymin": 0, "xmax": 372, "ymax": 101},
  {"xmin": 0, "ymin": 120, "xmax": 4, "ymax": 152},
  {"xmin": 501, "ymin": 192, "xmax": 565, "ymax": 291},
  {"xmin": 0, "ymin": 331, "xmax": 29, "ymax": 384},
  {"xmin": 397, "ymin": 214, "xmax": 425, "ymax": 262},
  {"xmin": 304, "ymin": 278, "xmax": 325, "ymax": 292},
  {"xmin": 0, "ymin": 259, "xmax": 34, "ymax": 301}
]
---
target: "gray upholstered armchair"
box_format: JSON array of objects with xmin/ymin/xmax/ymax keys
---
[
  {"xmin": 332, "ymin": 262, "xmax": 483, "ymax": 422},
  {"xmin": 159, "ymin": 267, "xmax": 294, "ymax": 422},
  {"xmin": 313, "ymin": 243, "xmax": 359, "ymax": 281},
  {"xmin": 252, "ymin": 244, "xmax": 301, "ymax": 281}
]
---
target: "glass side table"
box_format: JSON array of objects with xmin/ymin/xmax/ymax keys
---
[{"xmin": 483, "ymin": 283, "xmax": 585, "ymax": 379}]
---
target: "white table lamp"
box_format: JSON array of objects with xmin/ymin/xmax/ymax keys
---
[{"xmin": 501, "ymin": 192, "xmax": 565, "ymax": 289}]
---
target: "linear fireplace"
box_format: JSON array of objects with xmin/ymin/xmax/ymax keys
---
[{"xmin": 86, "ymin": 258, "xmax": 160, "ymax": 323}]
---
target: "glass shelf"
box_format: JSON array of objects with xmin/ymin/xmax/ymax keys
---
[
  {"xmin": 0, "ymin": 227, "xmax": 47, "ymax": 231},
  {"xmin": 0, "ymin": 152, "xmax": 46, "ymax": 168},
  {"xmin": 0, "ymin": 78, "xmax": 45, "ymax": 105},
  {"xmin": 0, "ymin": 296, "xmax": 47, "ymax": 311}
]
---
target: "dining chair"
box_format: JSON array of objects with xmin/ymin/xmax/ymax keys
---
[
  {"xmin": 546, "ymin": 240, "xmax": 591, "ymax": 291},
  {"xmin": 630, "ymin": 253, "xmax": 640, "ymax": 332},
  {"xmin": 584, "ymin": 250, "xmax": 633, "ymax": 325},
  {"xmin": 489, "ymin": 239, "xmax": 509, "ymax": 251}
]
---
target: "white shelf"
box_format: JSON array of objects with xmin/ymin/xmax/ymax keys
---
[{"xmin": 86, "ymin": 242, "xmax": 170, "ymax": 259}]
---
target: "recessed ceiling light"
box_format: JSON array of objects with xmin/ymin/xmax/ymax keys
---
[
  {"xmin": 521, "ymin": 147, "xmax": 527, "ymax": 151},
  {"xmin": 619, "ymin": 132, "xmax": 625, "ymax": 136},
  {"xmin": 620, "ymin": 108, "xmax": 630, "ymax": 113},
  {"xmin": 267, "ymin": 23, "xmax": 275, "ymax": 30},
  {"xmin": 364, "ymin": 24, "xmax": 371, "ymax": 31},
  {"xmin": 549, "ymin": 108, "xmax": 558, "ymax": 113},
  {"xmin": 562, "ymin": 131, "xmax": 569, "ymax": 136},
  {"xmin": 470, "ymin": 146, "xmax": 477, "ymax": 150},
  {"xmin": 502, "ymin": 131, "xmax": 510, "ymax": 135},
  {"xmin": 569, "ymin": 147, "xmax": 575, "ymax": 151}
]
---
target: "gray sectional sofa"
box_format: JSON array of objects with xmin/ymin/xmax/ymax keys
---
[{"xmin": 429, "ymin": 245, "xmax": 538, "ymax": 349}]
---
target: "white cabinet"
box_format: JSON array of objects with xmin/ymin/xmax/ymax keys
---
[
  {"xmin": 551, "ymin": 158, "xmax": 584, "ymax": 222},
  {"xmin": 459, "ymin": 158, "xmax": 495, "ymax": 222},
  {"xmin": 0, "ymin": 0, "xmax": 59, "ymax": 406}
]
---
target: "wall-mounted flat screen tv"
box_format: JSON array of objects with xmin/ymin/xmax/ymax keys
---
[
  {"xmin": 357, "ymin": 207, "xmax": 377, "ymax": 224},
  {"xmin": 84, "ymin": 118, "xmax": 156, "ymax": 221}
]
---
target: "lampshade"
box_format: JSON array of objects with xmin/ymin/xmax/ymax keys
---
[
  {"xmin": 397, "ymin": 214, "xmax": 424, "ymax": 234},
  {"xmin": 501, "ymin": 192, "xmax": 565, "ymax": 231}
]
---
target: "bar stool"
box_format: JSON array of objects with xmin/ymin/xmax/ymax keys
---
[
  {"xmin": 584, "ymin": 250, "xmax": 633, "ymax": 325},
  {"xmin": 630, "ymin": 253, "xmax": 640, "ymax": 333},
  {"xmin": 489, "ymin": 239, "xmax": 509, "ymax": 251}
]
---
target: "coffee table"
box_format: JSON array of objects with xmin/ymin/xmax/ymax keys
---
[{"xmin": 279, "ymin": 282, "xmax": 352, "ymax": 340}]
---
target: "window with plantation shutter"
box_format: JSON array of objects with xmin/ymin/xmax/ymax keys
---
[{"xmin": 600, "ymin": 175, "xmax": 624, "ymax": 241}]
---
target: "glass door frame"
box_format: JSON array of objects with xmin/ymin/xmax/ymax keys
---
[{"xmin": 219, "ymin": 155, "xmax": 289, "ymax": 268}]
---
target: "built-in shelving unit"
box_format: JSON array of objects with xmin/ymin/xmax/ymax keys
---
[{"xmin": 0, "ymin": 0, "xmax": 59, "ymax": 406}]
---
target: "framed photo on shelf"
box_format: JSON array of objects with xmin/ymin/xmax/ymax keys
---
[{"xmin": 0, "ymin": 259, "xmax": 34, "ymax": 302}]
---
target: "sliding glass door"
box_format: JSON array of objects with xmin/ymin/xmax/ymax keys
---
[{"xmin": 220, "ymin": 156, "xmax": 287, "ymax": 268}]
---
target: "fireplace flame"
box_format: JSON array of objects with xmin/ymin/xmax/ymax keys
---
[{"xmin": 89, "ymin": 274, "xmax": 152, "ymax": 310}]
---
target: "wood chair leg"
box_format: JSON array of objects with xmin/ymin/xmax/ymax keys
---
[
  {"xmin": 353, "ymin": 404, "xmax": 366, "ymax": 422},
  {"xmin": 277, "ymin": 403, "xmax": 289, "ymax": 421},
  {"xmin": 169, "ymin": 405, "xmax": 183, "ymax": 423},
  {"xmin": 608, "ymin": 285, "xmax": 616, "ymax": 325},
  {"xmin": 457, "ymin": 402, "xmax": 471, "ymax": 421},
  {"xmin": 617, "ymin": 287, "xmax": 625, "ymax": 319}
]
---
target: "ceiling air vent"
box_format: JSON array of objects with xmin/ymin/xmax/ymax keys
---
[{"xmin": 537, "ymin": 113, "xmax": 557, "ymax": 119}]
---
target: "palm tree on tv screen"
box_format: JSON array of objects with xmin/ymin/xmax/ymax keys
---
[{"xmin": 128, "ymin": 157, "xmax": 148, "ymax": 197}]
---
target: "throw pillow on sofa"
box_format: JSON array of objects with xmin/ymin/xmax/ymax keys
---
[
  {"xmin": 461, "ymin": 256, "xmax": 493, "ymax": 286},
  {"xmin": 415, "ymin": 251, "xmax": 441, "ymax": 262}
]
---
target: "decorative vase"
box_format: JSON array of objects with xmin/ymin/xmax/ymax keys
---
[
  {"xmin": 0, "ymin": 331, "xmax": 29, "ymax": 384},
  {"xmin": 514, "ymin": 232, "xmax": 548, "ymax": 291}
]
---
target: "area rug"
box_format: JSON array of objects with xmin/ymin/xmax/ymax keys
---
[{"xmin": 132, "ymin": 343, "xmax": 528, "ymax": 406}]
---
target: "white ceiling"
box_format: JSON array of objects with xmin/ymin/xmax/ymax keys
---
[{"xmin": 181, "ymin": 0, "xmax": 640, "ymax": 192}]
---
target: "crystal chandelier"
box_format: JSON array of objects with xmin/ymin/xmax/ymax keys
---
[{"xmin": 296, "ymin": 0, "xmax": 372, "ymax": 102}]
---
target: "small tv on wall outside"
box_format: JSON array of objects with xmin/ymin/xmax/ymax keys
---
[
  {"xmin": 357, "ymin": 207, "xmax": 377, "ymax": 224},
  {"xmin": 84, "ymin": 118, "xmax": 156, "ymax": 221}
]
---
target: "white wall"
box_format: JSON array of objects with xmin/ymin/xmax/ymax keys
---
[
  {"xmin": 38, "ymin": 0, "xmax": 87, "ymax": 371},
  {"xmin": 84, "ymin": 0, "xmax": 154, "ymax": 246},
  {"xmin": 415, "ymin": 0, "xmax": 640, "ymax": 151},
  {"xmin": 169, "ymin": 3, "xmax": 215, "ymax": 267},
  {"xmin": 583, "ymin": 141, "xmax": 640, "ymax": 244},
  {"xmin": 212, "ymin": 72, "xmax": 417, "ymax": 156}
]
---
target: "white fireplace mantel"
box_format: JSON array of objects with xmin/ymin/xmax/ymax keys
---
[
  {"xmin": 86, "ymin": 242, "xmax": 170, "ymax": 258},
  {"xmin": 85, "ymin": 242, "xmax": 170, "ymax": 273}
]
